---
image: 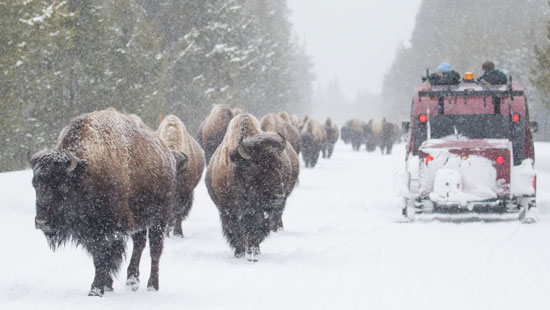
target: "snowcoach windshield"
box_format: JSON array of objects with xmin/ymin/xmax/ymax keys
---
[{"xmin": 429, "ymin": 114, "xmax": 510, "ymax": 140}]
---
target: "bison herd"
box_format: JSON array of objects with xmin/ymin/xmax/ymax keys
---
[
  {"xmin": 340, "ymin": 118, "xmax": 401, "ymax": 154},
  {"xmin": 30, "ymin": 106, "xmax": 399, "ymax": 296}
]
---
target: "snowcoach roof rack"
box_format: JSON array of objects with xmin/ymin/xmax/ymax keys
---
[{"xmin": 418, "ymin": 89, "xmax": 524, "ymax": 99}]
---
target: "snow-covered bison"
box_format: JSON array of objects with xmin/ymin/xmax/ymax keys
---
[
  {"xmin": 340, "ymin": 119, "xmax": 366, "ymax": 151},
  {"xmin": 31, "ymin": 108, "xmax": 185, "ymax": 296},
  {"xmin": 378, "ymin": 119, "xmax": 401, "ymax": 154},
  {"xmin": 157, "ymin": 115, "xmax": 205, "ymax": 237},
  {"xmin": 363, "ymin": 118, "xmax": 401, "ymax": 154},
  {"xmin": 205, "ymin": 114, "xmax": 291, "ymax": 261},
  {"xmin": 260, "ymin": 113, "xmax": 300, "ymax": 231},
  {"xmin": 322, "ymin": 117, "xmax": 339, "ymax": 158},
  {"xmin": 300, "ymin": 118, "xmax": 326, "ymax": 168},
  {"xmin": 197, "ymin": 104, "xmax": 235, "ymax": 164}
]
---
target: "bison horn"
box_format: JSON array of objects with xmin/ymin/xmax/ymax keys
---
[
  {"xmin": 238, "ymin": 144, "xmax": 252, "ymax": 160},
  {"xmin": 277, "ymin": 133, "xmax": 286, "ymax": 151},
  {"xmin": 65, "ymin": 151, "xmax": 79, "ymax": 172}
]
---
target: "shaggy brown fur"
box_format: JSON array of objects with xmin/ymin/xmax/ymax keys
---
[
  {"xmin": 31, "ymin": 108, "xmax": 185, "ymax": 296},
  {"xmin": 157, "ymin": 115, "xmax": 205, "ymax": 237},
  {"xmin": 232, "ymin": 107, "xmax": 243, "ymax": 116},
  {"xmin": 197, "ymin": 104, "xmax": 234, "ymax": 164},
  {"xmin": 260, "ymin": 113, "xmax": 300, "ymax": 231},
  {"xmin": 127, "ymin": 113, "xmax": 153, "ymax": 131},
  {"xmin": 322, "ymin": 117, "xmax": 339, "ymax": 159},
  {"xmin": 261, "ymin": 113, "xmax": 301, "ymax": 155},
  {"xmin": 205, "ymin": 114, "xmax": 291, "ymax": 261},
  {"xmin": 300, "ymin": 118, "xmax": 326, "ymax": 168},
  {"xmin": 289, "ymin": 114, "xmax": 301, "ymax": 130},
  {"xmin": 341, "ymin": 119, "xmax": 367, "ymax": 151}
]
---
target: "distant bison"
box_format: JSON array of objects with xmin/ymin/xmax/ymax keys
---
[
  {"xmin": 289, "ymin": 114, "xmax": 302, "ymax": 130},
  {"xmin": 322, "ymin": 117, "xmax": 339, "ymax": 158},
  {"xmin": 300, "ymin": 118, "xmax": 326, "ymax": 168},
  {"xmin": 197, "ymin": 104, "xmax": 235, "ymax": 164},
  {"xmin": 157, "ymin": 115, "xmax": 205, "ymax": 237},
  {"xmin": 341, "ymin": 119, "xmax": 366, "ymax": 151},
  {"xmin": 262, "ymin": 112, "xmax": 301, "ymax": 155},
  {"xmin": 206, "ymin": 114, "xmax": 291, "ymax": 261},
  {"xmin": 364, "ymin": 118, "xmax": 401, "ymax": 154},
  {"xmin": 363, "ymin": 119, "xmax": 379, "ymax": 152},
  {"xmin": 31, "ymin": 108, "xmax": 185, "ymax": 296}
]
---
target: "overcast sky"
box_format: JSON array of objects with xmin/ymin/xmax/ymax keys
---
[{"xmin": 287, "ymin": 0, "xmax": 422, "ymax": 98}]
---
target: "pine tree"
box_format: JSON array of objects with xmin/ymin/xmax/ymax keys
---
[
  {"xmin": 531, "ymin": 19, "xmax": 550, "ymax": 109},
  {"xmin": 0, "ymin": 0, "xmax": 75, "ymax": 170}
]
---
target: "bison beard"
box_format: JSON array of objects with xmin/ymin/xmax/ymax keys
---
[{"xmin": 31, "ymin": 109, "xmax": 181, "ymax": 297}]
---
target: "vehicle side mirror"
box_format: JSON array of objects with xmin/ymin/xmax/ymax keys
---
[
  {"xmin": 401, "ymin": 121, "xmax": 410, "ymax": 134},
  {"xmin": 529, "ymin": 121, "xmax": 538, "ymax": 133}
]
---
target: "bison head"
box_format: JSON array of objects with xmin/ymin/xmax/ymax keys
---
[
  {"xmin": 230, "ymin": 133, "xmax": 286, "ymax": 168},
  {"xmin": 172, "ymin": 150, "xmax": 188, "ymax": 173},
  {"xmin": 229, "ymin": 133, "xmax": 287, "ymax": 205},
  {"xmin": 30, "ymin": 150, "xmax": 87, "ymax": 248},
  {"xmin": 340, "ymin": 126, "xmax": 351, "ymax": 143}
]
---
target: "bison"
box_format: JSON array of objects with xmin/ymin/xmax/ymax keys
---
[
  {"xmin": 366, "ymin": 118, "xmax": 401, "ymax": 154},
  {"xmin": 322, "ymin": 117, "xmax": 339, "ymax": 158},
  {"xmin": 31, "ymin": 108, "xmax": 186, "ymax": 296},
  {"xmin": 262, "ymin": 112, "xmax": 301, "ymax": 155},
  {"xmin": 157, "ymin": 115, "xmax": 205, "ymax": 237},
  {"xmin": 205, "ymin": 113, "xmax": 291, "ymax": 261},
  {"xmin": 260, "ymin": 113, "xmax": 300, "ymax": 231},
  {"xmin": 341, "ymin": 119, "xmax": 366, "ymax": 151},
  {"xmin": 197, "ymin": 104, "xmax": 235, "ymax": 164},
  {"xmin": 363, "ymin": 119, "xmax": 379, "ymax": 152},
  {"xmin": 300, "ymin": 118, "xmax": 326, "ymax": 168},
  {"xmin": 289, "ymin": 114, "xmax": 302, "ymax": 130}
]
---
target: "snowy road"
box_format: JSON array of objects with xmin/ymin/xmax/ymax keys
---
[{"xmin": 1, "ymin": 141, "xmax": 550, "ymax": 310}]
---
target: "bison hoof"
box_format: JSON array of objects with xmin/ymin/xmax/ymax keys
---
[
  {"xmin": 246, "ymin": 253, "xmax": 258, "ymax": 262},
  {"xmin": 173, "ymin": 232, "xmax": 185, "ymax": 238},
  {"xmin": 88, "ymin": 287, "xmax": 104, "ymax": 297},
  {"xmin": 126, "ymin": 276, "xmax": 140, "ymax": 292},
  {"xmin": 246, "ymin": 247, "xmax": 260, "ymax": 262},
  {"xmin": 234, "ymin": 249, "xmax": 245, "ymax": 258},
  {"xmin": 103, "ymin": 285, "xmax": 114, "ymax": 293},
  {"xmin": 147, "ymin": 285, "xmax": 159, "ymax": 292}
]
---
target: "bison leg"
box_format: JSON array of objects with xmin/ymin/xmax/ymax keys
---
[
  {"xmin": 312, "ymin": 150, "xmax": 320, "ymax": 167},
  {"xmin": 328, "ymin": 144, "xmax": 334, "ymax": 158},
  {"xmin": 270, "ymin": 199, "xmax": 287, "ymax": 232},
  {"xmin": 243, "ymin": 211, "xmax": 269, "ymax": 262},
  {"xmin": 89, "ymin": 238, "xmax": 125, "ymax": 297},
  {"xmin": 220, "ymin": 210, "xmax": 245, "ymax": 257},
  {"xmin": 126, "ymin": 230, "xmax": 147, "ymax": 291},
  {"xmin": 147, "ymin": 223, "xmax": 165, "ymax": 291},
  {"xmin": 386, "ymin": 143, "xmax": 393, "ymax": 155},
  {"xmin": 90, "ymin": 255, "xmax": 109, "ymax": 297},
  {"xmin": 173, "ymin": 191, "xmax": 194, "ymax": 238}
]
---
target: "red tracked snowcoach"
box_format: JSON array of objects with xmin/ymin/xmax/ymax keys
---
[{"xmin": 398, "ymin": 73, "xmax": 538, "ymax": 222}]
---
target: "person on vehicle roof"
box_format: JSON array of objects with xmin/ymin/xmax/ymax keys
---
[
  {"xmin": 424, "ymin": 62, "xmax": 461, "ymax": 86},
  {"xmin": 477, "ymin": 61, "xmax": 507, "ymax": 85}
]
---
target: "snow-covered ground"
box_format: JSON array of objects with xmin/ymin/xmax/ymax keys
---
[{"xmin": 1, "ymin": 141, "xmax": 550, "ymax": 310}]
